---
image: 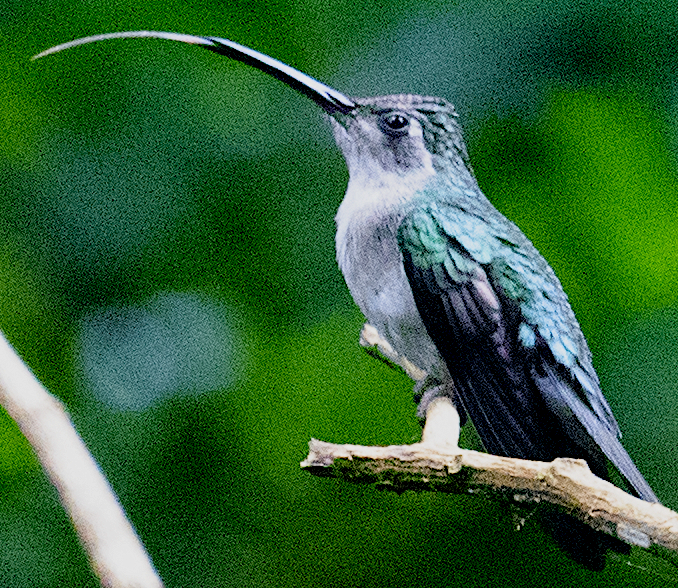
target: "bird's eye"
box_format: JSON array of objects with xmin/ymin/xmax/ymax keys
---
[{"xmin": 379, "ymin": 112, "xmax": 410, "ymax": 135}]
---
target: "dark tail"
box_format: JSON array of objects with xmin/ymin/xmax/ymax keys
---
[
  {"xmin": 447, "ymin": 355, "xmax": 638, "ymax": 570},
  {"xmin": 542, "ymin": 509, "xmax": 629, "ymax": 571}
]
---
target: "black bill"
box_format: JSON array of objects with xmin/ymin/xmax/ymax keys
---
[{"xmin": 33, "ymin": 31, "xmax": 356, "ymax": 115}]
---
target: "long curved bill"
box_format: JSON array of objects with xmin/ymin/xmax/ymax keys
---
[{"xmin": 33, "ymin": 31, "xmax": 356, "ymax": 115}]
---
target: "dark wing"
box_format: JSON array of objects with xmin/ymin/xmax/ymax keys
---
[{"xmin": 399, "ymin": 200, "xmax": 657, "ymax": 503}]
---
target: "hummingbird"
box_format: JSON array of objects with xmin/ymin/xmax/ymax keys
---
[{"xmin": 34, "ymin": 31, "xmax": 659, "ymax": 569}]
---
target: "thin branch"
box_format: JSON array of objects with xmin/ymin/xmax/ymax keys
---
[
  {"xmin": 301, "ymin": 437, "xmax": 678, "ymax": 552},
  {"xmin": 303, "ymin": 323, "xmax": 678, "ymax": 555},
  {"xmin": 0, "ymin": 332, "xmax": 163, "ymax": 588}
]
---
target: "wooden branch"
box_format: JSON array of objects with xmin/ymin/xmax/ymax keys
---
[
  {"xmin": 347, "ymin": 322, "xmax": 678, "ymax": 553},
  {"xmin": 0, "ymin": 332, "xmax": 163, "ymax": 588},
  {"xmin": 301, "ymin": 438, "xmax": 678, "ymax": 552}
]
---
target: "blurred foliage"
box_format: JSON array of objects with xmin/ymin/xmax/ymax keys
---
[{"xmin": 1, "ymin": 0, "xmax": 678, "ymax": 585}]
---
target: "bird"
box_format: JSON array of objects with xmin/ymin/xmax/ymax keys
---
[{"xmin": 34, "ymin": 31, "xmax": 659, "ymax": 569}]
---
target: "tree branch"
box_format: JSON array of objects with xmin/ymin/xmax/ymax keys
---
[
  {"xmin": 302, "ymin": 323, "xmax": 678, "ymax": 556},
  {"xmin": 301, "ymin": 436, "xmax": 678, "ymax": 552},
  {"xmin": 0, "ymin": 332, "xmax": 163, "ymax": 588}
]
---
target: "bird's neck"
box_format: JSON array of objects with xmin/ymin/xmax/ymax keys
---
[{"xmin": 335, "ymin": 163, "xmax": 435, "ymax": 233}]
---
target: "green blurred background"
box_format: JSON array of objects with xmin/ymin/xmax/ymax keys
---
[{"xmin": 3, "ymin": 0, "xmax": 678, "ymax": 585}]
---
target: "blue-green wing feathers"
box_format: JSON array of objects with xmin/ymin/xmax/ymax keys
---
[{"xmin": 399, "ymin": 196, "xmax": 657, "ymax": 502}]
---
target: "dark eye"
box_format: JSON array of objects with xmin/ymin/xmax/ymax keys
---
[{"xmin": 379, "ymin": 112, "xmax": 410, "ymax": 135}]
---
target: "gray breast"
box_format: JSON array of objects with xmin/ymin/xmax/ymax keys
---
[{"xmin": 336, "ymin": 213, "xmax": 447, "ymax": 380}]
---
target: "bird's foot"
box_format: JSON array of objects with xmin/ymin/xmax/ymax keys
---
[
  {"xmin": 359, "ymin": 323, "xmax": 461, "ymax": 448},
  {"xmin": 420, "ymin": 396, "xmax": 461, "ymax": 448},
  {"xmin": 359, "ymin": 323, "xmax": 427, "ymax": 381}
]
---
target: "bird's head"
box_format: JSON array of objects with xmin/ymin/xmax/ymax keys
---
[{"xmin": 329, "ymin": 94, "xmax": 472, "ymax": 181}]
